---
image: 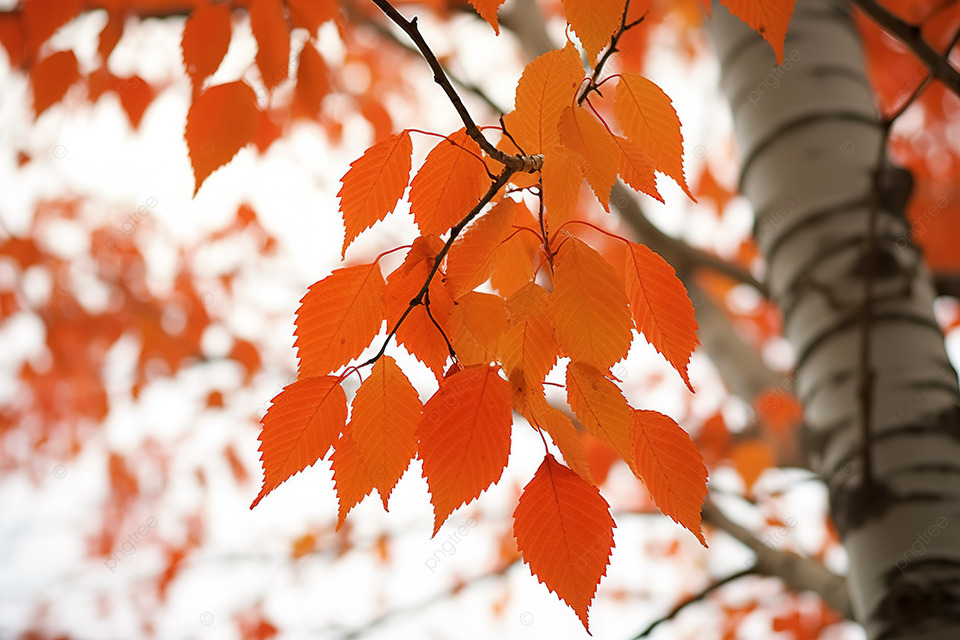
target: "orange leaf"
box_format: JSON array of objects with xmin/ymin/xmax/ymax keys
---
[
  {"xmin": 511, "ymin": 42, "xmax": 583, "ymax": 155},
  {"xmin": 469, "ymin": 0, "xmax": 505, "ymax": 34},
  {"xmin": 181, "ymin": 4, "xmax": 231, "ymax": 94},
  {"xmin": 718, "ymin": 0, "xmax": 796, "ymax": 64},
  {"xmin": 338, "ymin": 131, "xmax": 413, "ymax": 257},
  {"xmin": 515, "ymin": 384, "xmax": 593, "ymax": 484},
  {"xmin": 288, "ymin": 0, "xmax": 339, "ymax": 33},
  {"xmin": 448, "ymin": 292, "xmax": 508, "ymax": 366},
  {"xmin": 553, "ymin": 236, "xmax": 633, "ymax": 370},
  {"xmin": 615, "ymin": 135, "xmax": 663, "ymax": 203},
  {"xmin": 614, "ymin": 73, "xmax": 693, "ymax": 198},
  {"xmin": 21, "ymin": 0, "xmax": 81, "ymax": 57},
  {"xmin": 566, "ymin": 362, "xmax": 633, "ymax": 462},
  {"xmin": 541, "ymin": 146, "xmax": 584, "ymax": 230},
  {"xmin": 623, "ymin": 241, "xmax": 699, "ymax": 391},
  {"xmin": 631, "ymin": 409, "xmax": 708, "ymax": 545},
  {"xmin": 295, "ymin": 262, "xmax": 386, "ymax": 378},
  {"xmin": 445, "ymin": 198, "xmax": 518, "ymax": 297},
  {"xmin": 251, "ymin": 376, "xmax": 347, "ymax": 508},
  {"xmin": 513, "ymin": 453, "xmax": 614, "ymax": 631},
  {"xmin": 558, "ymin": 105, "xmax": 619, "ymax": 210},
  {"xmin": 408, "ymin": 129, "xmax": 489, "ymax": 237},
  {"xmin": 330, "ymin": 429, "xmax": 375, "ymax": 528},
  {"xmin": 98, "ymin": 11, "xmax": 123, "ymax": 63},
  {"xmin": 561, "ymin": 0, "xmax": 626, "ymax": 63},
  {"xmin": 489, "ymin": 205, "xmax": 541, "ymax": 297},
  {"xmin": 349, "ymin": 356, "xmax": 422, "ymax": 507},
  {"xmin": 250, "ymin": 0, "xmax": 290, "ymax": 91},
  {"xmin": 418, "ymin": 365, "xmax": 512, "ymax": 534},
  {"xmin": 729, "ymin": 440, "xmax": 774, "ymax": 492},
  {"xmin": 186, "ymin": 81, "xmax": 259, "ymax": 195},
  {"xmin": 292, "ymin": 42, "xmax": 329, "ymax": 119},
  {"xmin": 500, "ymin": 282, "xmax": 558, "ymax": 386},
  {"xmin": 31, "ymin": 50, "xmax": 79, "ymax": 116}
]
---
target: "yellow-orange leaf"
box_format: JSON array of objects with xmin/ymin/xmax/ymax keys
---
[
  {"xmin": 500, "ymin": 282, "xmax": 558, "ymax": 387},
  {"xmin": 186, "ymin": 81, "xmax": 259, "ymax": 195},
  {"xmin": 514, "ymin": 453, "xmax": 614, "ymax": 631},
  {"xmin": 718, "ymin": 0, "xmax": 796, "ymax": 64},
  {"xmin": 541, "ymin": 146, "xmax": 583, "ymax": 230},
  {"xmin": 469, "ymin": 0, "xmax": 505, "ymax": 34},
  {"xmin": 295, "ymin": 262, "xmax": 386, "ymax": 378},
  {"xmin": 558, "ymin": 105, "xmax": 619, "ymax": 210},
  {"xmin": 449, "ymin": 292, "xmax": 508, "ymax": 366},
  {"xmin": 31, "ymin": 50, "xmax": 79, "ymax": 117},
  {"xmin": 251, "ymin": 376, "xmax": 347, "ymax": 508},
  {"xmin": 446, "ymin": 198, "xmax": 518, "ymax": 297},
  {"xmin": 349, "ymin": 356, "xmax": 422, "ymax": 507},
  {"xmin": 250, "ymin": 0, "xmax": 290, "ymax": 90},
  {"xmin": 490, "ymin": 205, "xmax": 541, "ymax": 297},
  {"xmin": 511, "ymin": 42, "xmax": 583, "ymax": 155},
  {"xmin": 418, "ymin": 365, "xmax": 512, "ymax": 534},
  {"xmin": 729, "ymin": 439, "xmax": 774, "ymax": 492},
  {"xmin": 338, "ymin": 131, "xmax": 413, "ymax": 257},
  {"xmin": 409, "ymin": 129, "xmax": 489, "ymax": 237},
  {"xmin": 566, "ymin": 362, "xmax": 633, "ymax": 462},
  {"xmin": 631, "ymin": 410, "xmax": 708, "ymax": 545},
  {"xmin": 562, "ymin": 0, "xmax": 626, "ymax": 63},
  {"xmin": 553, "ymin": 236, "xmax": 633, "ymax": 370},
  {"xmin": 615, "ymin": 135, "xmax": 663, "ymax": 203},
  {"xmin": 614, "ymin": 73, "xmax": 693, "ymax": 199},
  {"xmin": 330, "ymin": 430, "xmax": 375, "ymax": 528},
  {"xmin": 515, "ymin": 385, "xmax": 593, "ymax": 484},
  {"xmin": 181, "ymin": 4, "xmax": 231, "ymax": 94},
  {"xmin": 293, "ymin": 42, "xmax": 329, "ymax": 118},
  {"xmin": 623, "ymin": 241, "xmax": 699, "ymax": 391}
]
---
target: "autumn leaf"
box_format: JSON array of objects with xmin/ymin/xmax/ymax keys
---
[
  {"xmin": 292, "ymin": 42, "xmax": 329, "ymax": 118},
  {"xmin": 448, "ymin": 292, "xmax": 508, "ymax": 366},
  {"xmin": 541, "ymin": 146, "xmax": 584, "ymax": 229},
  {"xmin": 338, "ymin": 131, "xmax": 413, "ymax": 257},
  {"xmin": 185, "ymin": 81, "xmax": 260, "ymax": 195},
  {"xmin": 514, "ymin": 453, "xmax": 614, "ymax": 631},
  {"xmin": 729, "ymin": 439, "xmax": 774, "ymax": 492},
  {"xmin": 469, "ymin": 0, "xmax": 505, "ymax": 34},
  {"xmin": 552, "ymin": 236, "xmax": 633, "ymax": 370},
  {"xmin": 408, "ymin": 129, "xmax": 489, "ymax": 237},
  {"xmin": 445, "ymin": 198, "xmax": 518, "ymax": 297},
  {"xmin": 499, "ymin": 282, "xmax": 558, "ymax": 387},
  {"xmin": 31, "ymin": 50, "xmax": 79, "ymax": 116},
  {"xmin": 418, "ymin": 365, "xmax": 512, "ymax": 534},
  {"xmin": 622, "ymin": 241, "xmax": 699, "ymax": 391},
  {"xmin": 349, "ymin": 356, "xmax": 422, "ymax": 507},
  {"xmin": 514, "ymin": 384, "xmax": 593, "ymax": 484},
  {"xmin": 489, "ymin": 205, "xmax": 541, "ymax": 297},
  {"xmin": 294, "ymin": 262, "xmax": 386, "ymax": 378},
  {"xmin": 181, "ymin": 4, "xmax": 231, "ymax": 94},
  {"xmin": 561, "ymin": 0, "xmax": 626, "ymax": 63},
  {"xmin": 287, "ymin": 0, "xmax": 339, "ymax": 33},
  {"xmin": 614, "ymin": 135, "xmax": 663, "ymax": 203},
  {"xmin": 614, "ymin": 73, "xmax": 694, "ymax": 199},
  {"xmin": 566, "ymin": 362, "xmax": 634, "ymax": 465},
  {"xmin": 631, "ymin": 409, "xmax": 708, "ymax": 545},
  {"xmin": 251, "ymin": 376, "xmax": 347, "ymax": 509},
  {"xmin": 21, "ymin": 0, "xmax": 81, "ymax": 57},
  {"xmin": 511, "ymin": 42, "xmax": 583, "ymax": 155},
  {"xmin": 250, "ymin": 0, "xmax": 290, "ymax": 91},
  {"xmin": 558, "ymin": 105, "xmax": 619, "ymax": 210},
  {"xmin": 719, "ymin": 0, "xmax": 797, "ymax": 64},
  {"xmin": 330, "ymin": 429, "xmax": 375, "ymax": 528}
]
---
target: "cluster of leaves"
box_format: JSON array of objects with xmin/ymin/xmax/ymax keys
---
[{"xmin": 244, "ymin": 0, "xmax": 803, "ymax": 628}]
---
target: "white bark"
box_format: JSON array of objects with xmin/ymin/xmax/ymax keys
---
[{"xmin": 708, "ymin": 1, "xmax": 960, "ymax": 638}]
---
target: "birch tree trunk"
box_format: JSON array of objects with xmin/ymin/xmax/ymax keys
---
[{"xmin": 708, "ymin": 2, "xmax": 960, "ymax": 638}]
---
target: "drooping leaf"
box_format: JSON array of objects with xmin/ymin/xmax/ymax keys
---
[
  {"xmin": 552, "ymin": 236, "xmax": 633, "ymax": 370},
  {"xmin": 511, "ymin": 42, "xmax": 584, "ymax": 155},
  {"xmin": 418, "ymin": 364, "xmax": 512, "ymax": 534},
  {"xmin": 349, "ymin": 356, "xmax": 422, "ymax": 507},
  {"xmin": 31, "ymin": 50, "xmax": 79, "ymax": 116},
  {"xmin": 251, "ymin": 376, "xmax": 347, "ymax": 508},
  {"xmin": 287, "ymin": 0, "xmax": 340, "ymax": 33},
  {"xmin": 718, "ymin": 0, "xmax": 797, "ymax": 64},
  {"xmin": 489, "ymin": 204, "xmax": 542, "ymax": 297},
  {"xmin": 558, "ymin": 105, "xmax": 619, "ymax": 210},
  {"xmin": 729, "ymin": 439, "xmax": 774, "ymax": 493},
  {"xmin": 561, "ymin": 0, "xmax": 626, "ymax": 63},
  {"xmin": 541, "ymin": 146, "xmax": 583, "ymax": 230},
  {"xmin": 631, "ymin": 409, "xmax": 708, "ymax": 545},
  {"xmin": 408, "ymin": 129, "xmax": 489, "ymax": 237},
  {"xmin": 469, "ymin": 0, "xmax": 505, "ymax": 34},
  {"xmin": 249, "ymin": 0, "xmax": 290, "ymax": 91},
  {"xmin": 499, "ymin": 282, "xmax": 558, "ymax": 387},
  {"xmin": 513, "ymin": 453, "xmax": 614, "ymax": 631},
  {"xmin": 185, "ymin": 81, "xmax": 259, "ymax": 195},
  {"xmin": 330, "ymin": 429, "xmax": 375, "ymax": 528},
  {"xmin": 448, "ymin": 292, "xmax": 509, "ymax": 366},
  {"xmin": 566, "ymin": 362, "xmax": 633, "ymax": 463},
  {"xmin": 614, "ymin": 135, "xmax": 663, "ymax": 203},
  {"xmin": 614, "ymin": 73, "xmax": 694, "ymax": 199},
  {"xmin": 445, "ymin": 198, "xmax": 518, "ymax": 297},
  {"xmin": 292, "ymin": 42, "xmax": 329, "ymax": 118},
  {"xmin": 294, "ymin": 262, "xmax": 386, "ymax": 378},
  {"xmin": 181, "ymin": 4, "xmax": 231, "ymax": 94},
  {"xmin": 514, "ymin": 383, "xmax": 593, "ymax": 484},
  {"xmin": 622, "ymin": 241, "xmax": 699, "ymax": 391},
  {"xmin": 338, "ymin": 131, "xmax": 413, "ymax": 257}
]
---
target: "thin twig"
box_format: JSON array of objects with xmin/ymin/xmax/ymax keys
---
[{"xmin": 578, "ymin": 0, "xmax": 647, "ymax": 105}]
